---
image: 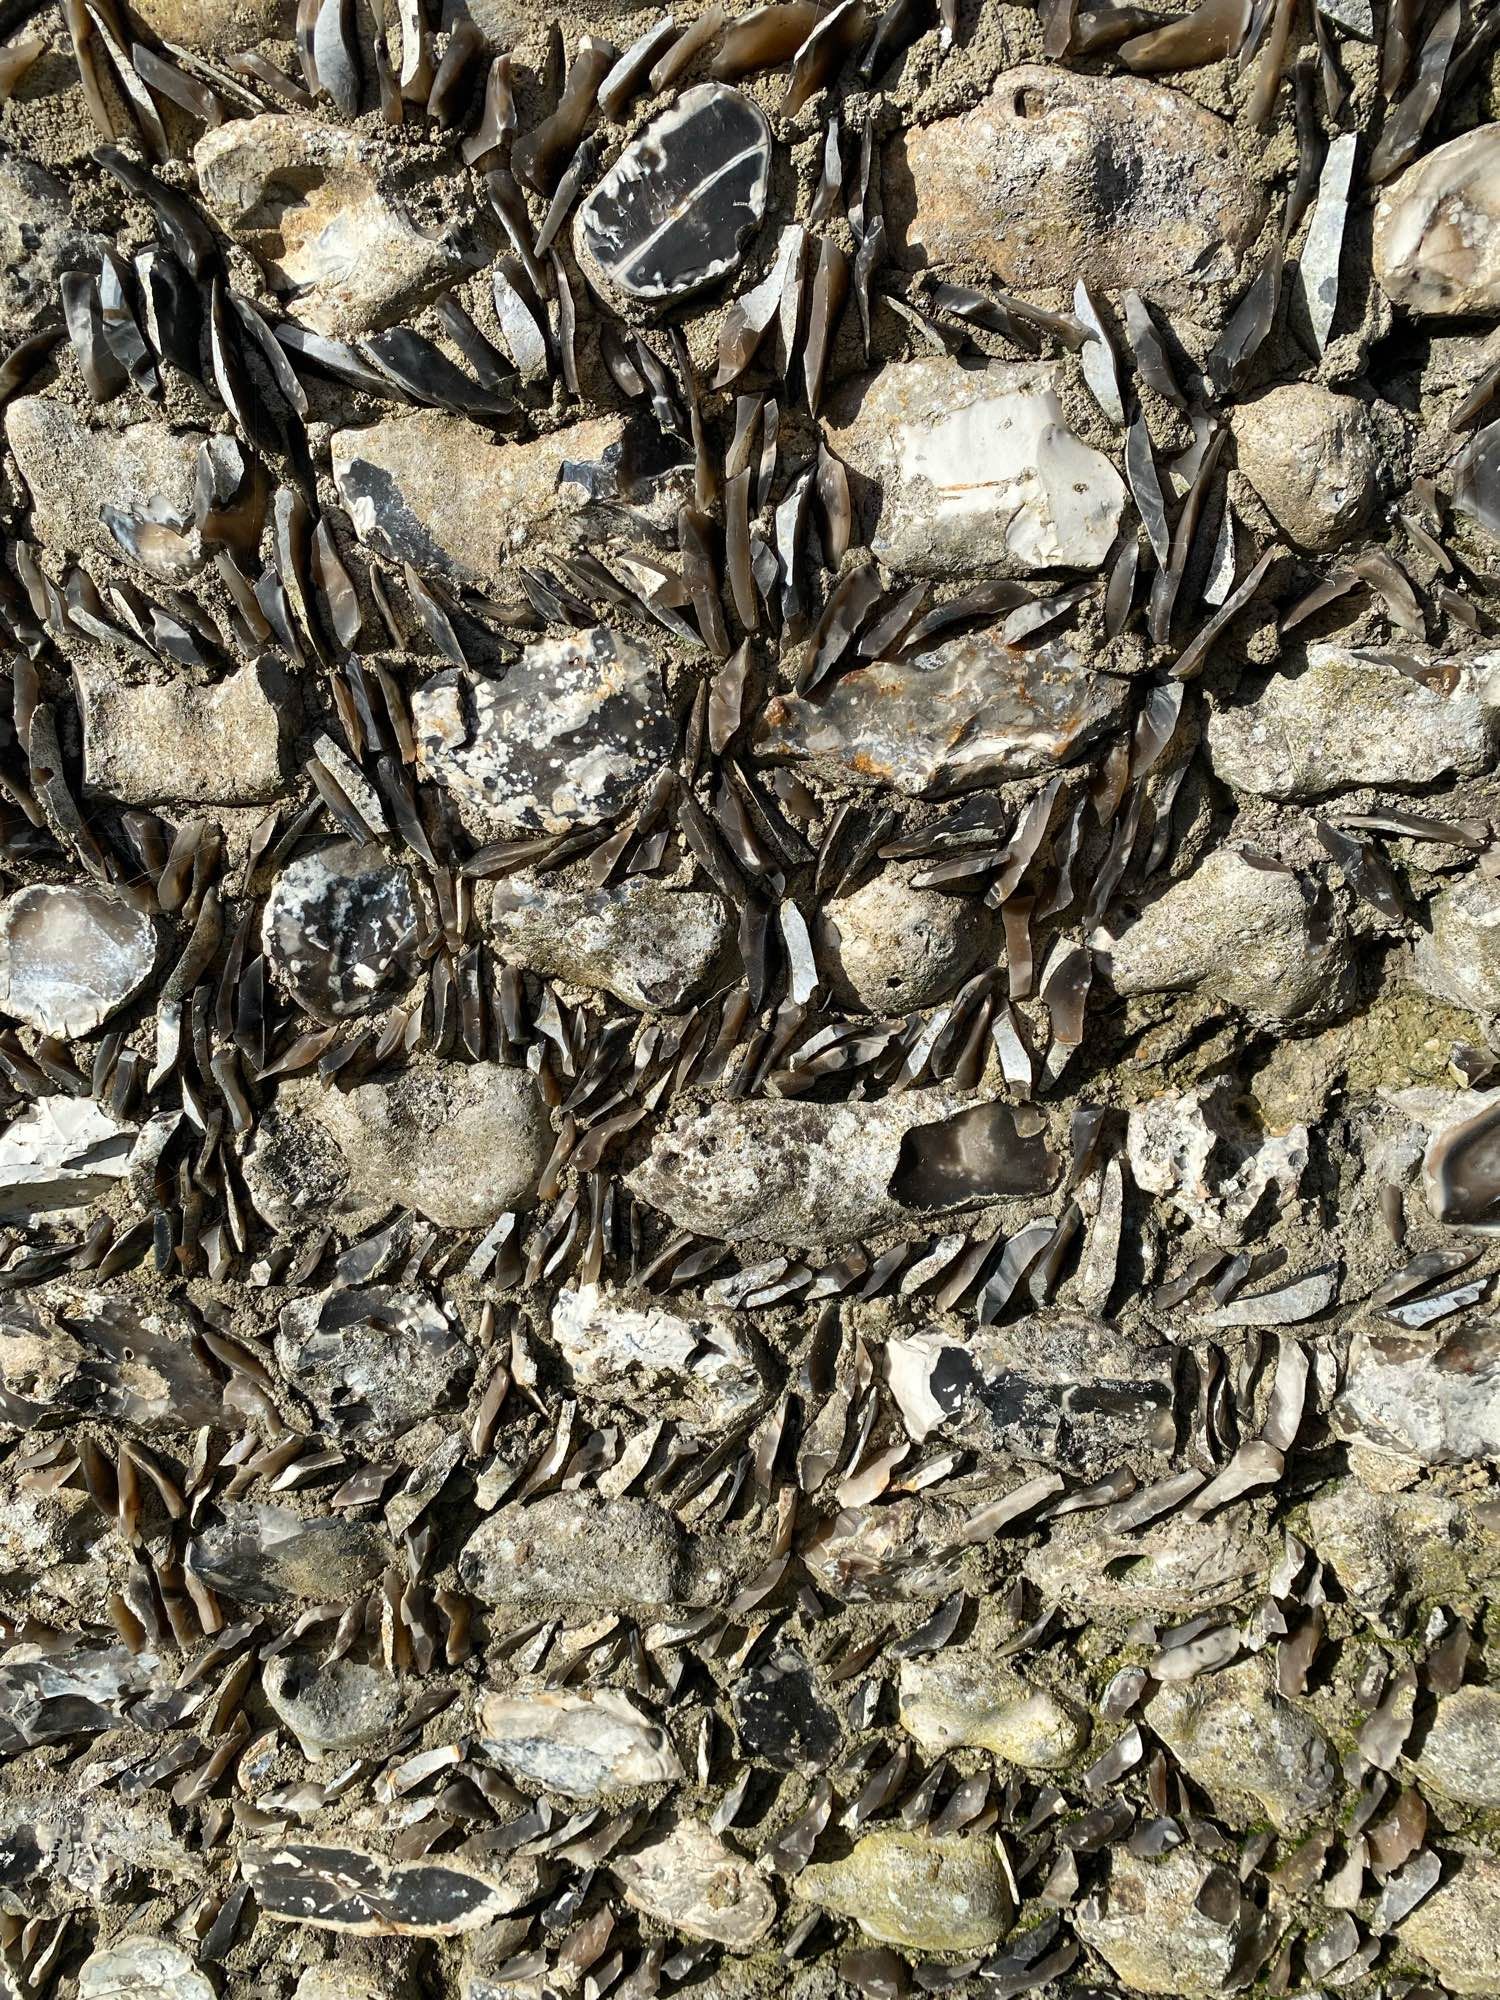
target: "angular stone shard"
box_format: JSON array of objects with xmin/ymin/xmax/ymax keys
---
[
  {"xmin": 478, "ymin": 1689, "xmax": 684, "ymax": 1797},
  {"xmin": 458, "ymin": 1492, "xmax": 716, "ymax": 1610},
  {"xmin": 413, "ymin": 631, "xmax": 674, "ymax": 838},
  {"xmin": 1208, "ymin": 646, "xmax": 1500, "ymax": 800},
  {"xmin": 1421, "ymin": 1093, "xmax": 1500, "ymax": 1225},
  {"xmin": 1145, "ymin": 1661, "xmax": 1339, "ymax": 1832},
  {"xmin": 0, "ymin": 1641, "xmax": 157, "ymax": 1754},
  {"xmin": 795, "ymin": 1830, "xmax": 1014, "ymax": 1951},
  {"xmin": 576, "ymin": 84, "xmax": 772, "ymax": 304},
  {"xmin": 243, "ymin": 1064, "xmax": 552, "ymax": 1232},
  {"xmin": 1414, "ymin": 874, "xmax": 1500, "ymax": 1022},
  {"xmin": 628, "ymin": 1091, "xmax": 1060, "ymax": 1250},
  {"xmin": 261, "ymin": 842, "xmax": 422, "ymax": 1023},
  {"xmin": 193, "ymin": 116, "xmax": 471, "ymax": 335},
  {"xmin": 1076, "ymin": 1849, "xmax": 1251, "ymax": 1998},
  {"xmin": 821, "ymin": 862, "xmax": 994, "ymax": 1011},
  {"xmin": 187, "ymin": 1503, "xmax": 393, "ymax": 1605},
  {"xmin": 0, "ymin": 1098, "xmax": 136, "ymax": 1221},
  {"xmin": 0, "ymin": 884, "xmax": 157, "ymax": 1039},
  {"xmin": 276, "ymin": 1286, "xmax": 474, "ymax": 1445},
  {"xmin": 756, "ymin": 628, "xmax": 1126, "ymax": 798},
  {"xmin": 887, "ymin": 65, "xmax": 1263, "ymax": 315},
  {"xmin": 1399, "ymin": 1853, "xmax": 1500, "ymax": 1994},
  {"xmin": 550, "ymin": 1284, "xmax": 767, "ymax": 1427},
  {"xmin": 75, "ymin": 657, "xmax": 289, "ymax": 806},
  {"xmin": 331, "ymin": 409, "xmax": 626, "ymax": 588},
  {"xmin": 491, "ymin": 871, "xmax": 731, "ymax": 1010},
  {"xmin": 899, "ymin": 1652, "xmax": 1090, "ymax": 1768},
  {"xmin": 824, "ymin": 359, "xmax": 1126, "ymax": 578},
  {"xmin": 1335, "ymin": 1320, "xmax": 1500, "ymax": 1465},
  {"xmin": 3, "ymin": 398, "xmax": 203, "ymax": 559},
  {"xmin": 611, "ymin": 1821, "xmax": 776, "ymax": 1951},
  {"xmin": 243, "ymin": 1843, "xmax": 534, "ymax": 1936},
  {"xmin": 77, "ymin": 1935, "xmax": 217, "ymax": 2000},
  {"xmin": 1373, "ymin": 124, "xmax": 1500, "ymax": 318},
  {"xmin": 1230, "ymin": 384, "xmax": 1379, "ymax": 551}
]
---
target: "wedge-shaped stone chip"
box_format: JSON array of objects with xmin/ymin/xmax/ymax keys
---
[
  {"xmin": 478, "ymin": 1688, "xmax": 684, "ymax": 1797},
  {"xmin": 610, "ymin": 1820, "xmax": 776, "ymax": 1950},
  {"xmin": 0, "ymin": 884, "xmax": 157, "ymax": 1039},
  {"xmin": 242, "ymin": 1843, "xmax": 537, "ymax": 1935}
]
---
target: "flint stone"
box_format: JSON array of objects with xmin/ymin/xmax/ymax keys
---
[
  {"xmin": 77, "ymin": 1936, "xmax": 216, "ymax": 2000},
  {"xmin": 821, "ymin": 862, "xmax": 993, "ymax": 1011},
  {"xmin": 733, "ymin": 1647, "xmax": 840, "ymax": 1774},
  {"xmin": 413, "ymin": 631, "xmax": 674, "ymax": 838},
  {"xmin": 755, "ymin": 627, "xmax": 1127, "ymax": 798},
  {"xmin": 0, "ymin": 1780, "xmax": 196, "ymax": 1916},
  {"xmin": 3, "ymin": 398, "xmax": 203, "ymax": 558},
  {"xmin": 1145, "ymin": 1661, "xmax": 1339, "ymax": 1832},
  {"xmin": 794, "ymin": 1830, "xmax": 1014, "ymax": 1952},
  {"xmin": 1304, "ymin": 1481, "xmax": 1500, "ymax": 1634},
  {"xmin": 1373, "ymin": 124, "xmax": 1500, "ymax": 318},
  {"xmin": 1208, "ymin": 645, "xmax": 1500, "ymax": 800},
  {"xmin": 276, "ymin": 1286, "xmax": 473, "ymax": 1444},
  {"xmin": 1411, "ymin": 1688, "xmax": 1500, "ymax": 1808},
  {"xmin": 263, "ymin": 1651, "xmax": 410, "ymax": 1757},
  {"xmin": 0, "ymin": 1641, "xmax": 155, "ymax": 1753},
  {"xmin": 1399, "ymin": 1853, "xmax": 1500, "ymax": 1994},
  {"xmin": 243, "ymin": 1843, "xmax": 534, "ymax": 1936},
  {"xmin": 899, "ymin": 1652, "xmax": 1090, "ymax": 1768},
  {"xmin": 261, "ymin": 842, "xmax": 422, "ymax": 1023},
  {"xmin": 627, "ymin": 1091, "xmax": 1059, "ymax": 1250},
  {"xmin": 1230, "ymin": 385, "xmax": 1379, "ymax": 551},
  {"xmin": 0, "ymin": 884, "xmax": 157, "ymax": 1039},
  {"xmin": 244, "ymin": 1064, "xmax": 552, "ymax": 1232},
  {"xmin": 887, "ymin": 65, "xmax": 1263, "ymax": 316},
  {"xmin": 1076, "ymin": 1849, "xmax": 1250, "ymax": 1997},
  {"xmin": 128, "ymin": 0, "xmax": 294, "ymax": 47},
  {"xmin": 1126, "ymin": 1082, "xmax": 1308, "ymax": 1245},
  {"xmin": 823, "ymin": 359, "xmax": 1126, "ymax": 578},
  {"xmin": 1026, "ymin": 1506, "xmax": 1274, "ymax": 1616},
  {"xmin": 459, "ymin": 1493, "xmax": 723, "ymax": 1609},
  {"xmin": 886, "ymin": 1314, "xmax": 1175, "ymax": 1475},
  {"xmin": 1414, "ymin": 874, "xmax": 1500, "ymax": 1022},
  {"xmin": 1420, "ymin": 1092, "xmax": 1500, "ymax": 1227},
  {"xmin": 75, "ymin": 656, "xmax": 289, "ymax": 806},
  {"xmin": 194, "ymin": 116, "xmax": 470, "ymax": 335},
  {"xmin": 491, "ymin": 871, "xmax": 731, "ymax": 1011},
  {"xmin": 611, "ymin": 1821, "xmax": 776, "ymax": 1951},
  {"xmin": 0, "ymin": 159, "xmax": 105, "ymax": 340},
  {"xmin": 0, "ymin": 1287, "xmax": 224, "ymax": 1432},
  {"xmin": 0, "ymin": 1097, "xmax": 135, "ymax": 1221},
  {"xmin": 1097, "ymin": 846, "xmax": 1351, "ymax": 1026},
  {"xmin": 550, "ymin": 1284, "xmax": 766, "ymax": 1428},
  {"xmin": 331, "ymin": 409, "xmax": 626, "ymax": 588},
  {"xmin": 478, "ymin": 1689, "xmax": 684, "ymax": 1796},
  {"xmin": 188, "ymin": 1502, "xmax": 393, "ymax": 1605},
  {"xmin": 575, "ymin": 84, "xmax": 771, "ymax": 305},
  {"xmin": 1336, "ymin": 1320, "xmax": 1500, "ymax": 1465}
]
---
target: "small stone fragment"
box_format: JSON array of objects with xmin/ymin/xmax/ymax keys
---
[
  {"xmin": 491, "ymin": 871, "xmax": 731, "ymax": 1010},
  {"xmin": 261, "ymin": 842, "xmax": 422, "ymax": 1022},
  {"xmin": 275, "ymin": 1286, "xmax": 473, "ymax": 1445},
  {"xmin": 413, "ymin": 631, "xmax": 674, "ymax": 838},
  {"xmin": 1336, "ymin": 1320, "xmax": 1500, "ymax": 1465},
  {"xmin": 75, "ymin": 657, "xmax": 290, "ymax": 806},
  {"xmin": 756, "ymin": 627, "xmax": 1127, "ymax": 797},
  {"xmin": 3, "ymin": 398, "xmax": 203, "ymax": 558},
  {"xmin": 1414, "ymin": 873, "xmax": 1500, "ymax": 1022},
  {"xmin": 821, "ymin": 863, "xmax": 994, "ymax": 1011},
  {"xmin": 733, "ymin": 1648, "xmax": 840, "ymax": 1773},
  {"xmin": 0, "ymin": 884, "xmax": 157, "ymax": 1039},
  {"xmin": 1145, "ymin": 1661, "xmax": 1339, "ymax": 1832},
  {"xmin": 823, "ymin": 359, "xmax": 1126, "ymax": 578},
  {"xmin": 1208, "ymin": 646, "xmax": 1500, "ymax": 800},
  {"xmin": 458, "ymin": 1493, "xmax": 714, "ymax": 1609},
  {"xmin": 611, "ymin": 1820, "xmax": 776, "ymax": 1951},
  {"xmin": 576, "ymin": 84, "xmax": 772, "ymax": 304},
  {"xmin": 188, "ymin": 1503, "xmax": 393, "ymax": 1605},
  {"xmin": 795, "ymin": 1830, "xmax": 1014, "ymax": 1952},
  {"xmin": 899, "ymin": 1652, "xmax": 1090, "ymax": 1768},
  {"xmin": 77, "ymin": 1935, "xmax": 216, "ymax": 2000},
  {"xmin": 1076, "ymin": 1849, "xmax": 1250, "ymax": 1997},
  {"xmin": 1411, "ymin": 1688, "xmax": 1500, "ymax": 1808},
  {"xmin": 550, "ymin": 1284, "xmax": 766, "ymax": 1428},
  {"xmin": 1373, "ymin": 125, "xmax": 1500, "ymax": 318},
  {"xmin": 478, "ymin": 1689, "xmax": 684, "ymax": 1797},
  {"xmin": 1230, "ymin": 384, "xmax": 1380, "ymax": 551},
  {"xmin": 1422, "ymin": 1093, "xmax": 1500, "ymax": 1225},
  {"xmin": 1399, "ymin": 1853, "xmax": 1500, "ymax": 1994},
  {"xmin": 262, "ymin": 1652, "xmax": 410, "ymax": 1758}
]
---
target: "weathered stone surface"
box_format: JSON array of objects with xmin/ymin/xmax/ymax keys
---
[
  {"xmin": 1400, "ymin": 1852, "xmax": 1500, "ymax": 1994},
  {"xmin": 1421, "ymin": 1091, "xmax": 1500, "ymax": 1227},
  {"xmin": 77, "ymin": 1935, "xmax": 217, "ymax": 2000},
  {"xmin": 412, "ymin": 631, "xmax": 673, "ymax": 838},
  {"xmin": 75, "ymin": 657, "xmax": 289, "ymax": 806},
  {"xmin": 478, "ymin": 1689, "xmax": 683, "ymax": 1797},
  {"xmin": 1411, "ymin": 1688, "xmax": 1500, "ymax": 1808},
  {"xmin": 1097, "ymin": 847, "xmax": 1351, "ymax": 1026},
  {"xmin": 1304, "ymin": 1481, "xmax": 1500, "ymax": 1633},
  {"xmin": 491, "ymin": 871, "xmax": 731, "ymax": 1010},
  {"xmin": 0, "ymin": 159, "xmax": 105, "ymax": 340},
  {"xmin": 795, "ymin": 1831, "xmax": 1013, "ymax": 1951},
  {"xmin": 824, "ymin": 359, "xmax": 1126, "ymax": 578},
  {"xmin": 3, "ymin": 399, "xmax": 203, "ymax": 557},
  {"xmin": 1374, "ymin": 124, "xmax": 1500, "ymax": 318},
  {"xmin": 733, "ymin": 1647, "xmax": 840, "ymax": 1774},
  {"xmin": 263, "ymin": 1652, "xmax": 410, "ymax": 1758},
  {"xmin": 755, "ymin": 627, "xmax": 1127, "ymax": 798},
  {"xmin": 0, "ymin": 884, "xmax": 157, "ymax": 1039},
  {"xmin": 611, "ymin": 1821, "xmax": 775, "ymax": 1951},
  {"xmin": 1145, "ymin": 1661, "xmax": 1339, "ymax": 1832},
  {"xmin": 821, "ymin": 863, "xmax": 993, "ymax": 1011},
  {"xmin": 244, "ymin": 1064, "xmax": 552, "ymax": 1233},
  {"xmin": 628, "ymin": 1091, "xmax": 1059, "ymax": 1250},
  {"xmin": 1126, "ymin": 1083, "xmax": 1308, "ymax": 1245},
  {"xmin": 0, "ymin": 1097, "xmax": 135, "ymax": 1221},
  {"xmin": 1208, "ymin": 646, "xmax": 1500, "ymax": 800},
  {"xmin": 1336, "ymin": 1320, "xmax": 1500, "ymax": 1465},
  {"xmin": 331, "ymin": 410, "xmax": 626, "ymax": 588},
  {"xmin": 899, "ymin": 1652, "xmax": 1089, "ymax": 1767},
  {"xmin": 1231, "ymin": 385, "xmax": 1380, "ymax": 551},
  {"xmin": 885, "ymin": 1314, "xmax": 1176, "ymax": 1474},
  {"xmin": 128, "ymin": 0, "xmax": 294, "ymax": 48},
  {"xmin": 276, "ymin": 1286, "xmax": 473, "ymax": 1444},
  {"xmin": 1026, "ymin": 1508, "xmax": 1274, "ymax": 1616},
  {"xmin": 550, "ymin": 1284, "xmax": 766, "ymax": 1428},
  {"xmin": 458, "ymin": 1493, "xmax": 723, "ymax": 1610},
  {"xmin": 194, "ymin": 116, "xmax": 471, "ymax": 336},
  {"xmin": 1076, "ymin": 1849, "xmax": 1251, "ymax": 1997},
  {"xmin": 188, "ymin": 1503, "xmax": 393, "ymax": 1605},
  {"xmin": 262, "ymin": 842, "xmax": 422, "ymax": 1023},
  {"xmin": 1414, "ymin": 874, "xmax": 1500, "ymax": 1021},
  {"xmin": 575, "ymin": 84, "xmax": 771, "ymax": 304}
]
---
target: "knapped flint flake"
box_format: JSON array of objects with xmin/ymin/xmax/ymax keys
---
[
  {"xmin": 0, "ymin": 884, "xmax": 157, "ymax": 1039},
  {"xmin": 575, "ymin": 83, "xmax": 772, "ymax": 304}
]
